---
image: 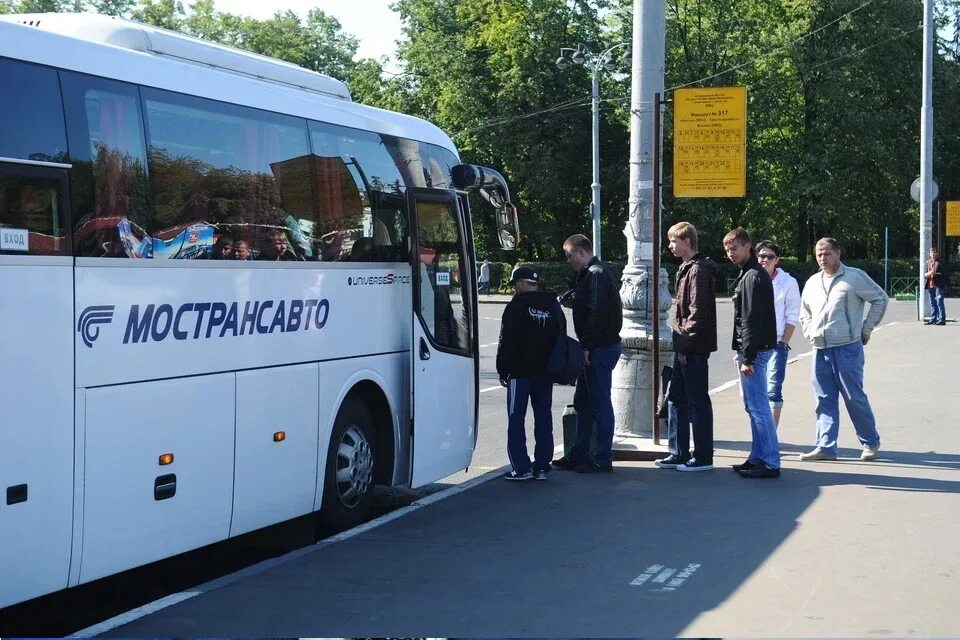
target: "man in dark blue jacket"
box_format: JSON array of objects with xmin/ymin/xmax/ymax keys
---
[
  {"xmin": 552, "ymin": 234, "xmax": 623, "ymax": 473},
  {"xmin": 497, "ymin": 265, "xmax": 564, "ymax": 481},
  {"xmin": 723, "ymin": 227, "xmax": 781, "ymax": 479}
]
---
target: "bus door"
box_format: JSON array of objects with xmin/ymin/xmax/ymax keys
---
[
  {"xmin": 409, "ymin": 189, "xmax": 477, "ymax": 487},
  {"xmin": 0, "ymin": 159, "xmax": 75, "ymax": 608}
]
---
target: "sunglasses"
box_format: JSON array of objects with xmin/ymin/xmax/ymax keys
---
[{"xmin": 757, "ymin": 253, "xmax": 778, "ymax": 260}]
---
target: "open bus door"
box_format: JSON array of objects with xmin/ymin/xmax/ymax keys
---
[{"xmin": 409, "ymin": 188, "xmax": 477, "ymax": 486}]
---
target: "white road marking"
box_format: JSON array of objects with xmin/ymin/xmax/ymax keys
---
[
  {"xmin": 708, "ymin": 380, "xmax": 739, "ymax": 396},
  {"xmin": 480, "ymin": 385, "xmax": 503, "ymax": 393},
  {"xmin": 630, "ymin": 564, "xmax": 664, "ymax": 586},
  {"xmin": 652, "ymin": 567, "xmax": 677, "ymax": 584},
  {"xmin": 657, "ymin": 563, "xmax": 702, "ymax": 592},
  {"xmin": 631, "ymin": 562, "xmax": 701, "ymax": 592},
  {"xmin": 480, "ymin": 342, "xmax": 498, "ymax": 348},
  {"xmin": 706, "ymin": 319, "xmax": 900, "ymax": 396}
]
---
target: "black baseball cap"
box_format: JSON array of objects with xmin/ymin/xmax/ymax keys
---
[{"xmin": 509, "ymin": 265, "xmax": 539, "ymax": 284}]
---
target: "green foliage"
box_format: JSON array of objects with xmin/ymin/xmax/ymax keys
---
[
  {"xmin": 8, "ymin": 0, "xmax": 960, "ymax": 269},
  {"xmin": 129, "ymin": 0, "xmax": 183, "ymax": 30},
  {"xmin": 643, "ymin": 0, "xmax": 960, "ymax": 263},
  {"xmin": 390, "ymin": 0, "xmax": 628, "ymax": 261},
  {"xmin": 89, "ymin": 0, "xmax": 133, "ymax": 16},
  {"xmin": 12, "ymin": 0, "xmax": 72, "ymax": 11}
]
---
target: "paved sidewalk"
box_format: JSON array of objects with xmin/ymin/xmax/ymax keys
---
[{"xmin": 98, "ymin": 318, "xmax": 960, "ymax": 637}]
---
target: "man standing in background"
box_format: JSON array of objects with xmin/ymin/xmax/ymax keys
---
[
  {"xmin": 478, "ymin": 259, "xmax": 491, "ymax": 295},
  {"xmin": 925, "ymin": 248, "xmax": 946, "ymax": 325}
]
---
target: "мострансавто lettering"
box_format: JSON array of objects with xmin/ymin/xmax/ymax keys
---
[{"xmin": 122, "ymin": 298, "xmax": 330, "ymax": 344}]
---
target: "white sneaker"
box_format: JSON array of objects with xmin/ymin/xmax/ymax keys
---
[
  {"xmin": 799, "ymin": 447, "xmax": 837, "ymax": 462},
  {"xmin": 860, "ymin": 447, "xmax": 880, "ymax": 461}
]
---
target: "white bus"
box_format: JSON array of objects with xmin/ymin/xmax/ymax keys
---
[{"xmin": 0, "ymin": 13, "xmax": 519, "ymax": 610}]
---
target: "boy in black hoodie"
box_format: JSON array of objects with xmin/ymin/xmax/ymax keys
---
[{"xmin": 496, "ymin": 265, "xmax": 564, "ymax": 481}]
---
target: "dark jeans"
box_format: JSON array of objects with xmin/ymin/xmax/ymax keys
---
[
  {"xmin": 506, "ymin": 375, "xmax": 554, "ymax": 473},
  {"xmin": 569, "ymin": 341, "xmax": 622, "ymax": 465},
  {"xmin": 667, "ymin": 352, "xmax": 714, "ymax": 463}
]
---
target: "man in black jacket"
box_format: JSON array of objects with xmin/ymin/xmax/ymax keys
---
[
  {"xmin": 723, "ymin": 228, "xmax": 781, "ymax": 479},
  {"xmin": 552, "ymin": 234, "xmax": 623, "ymax": 473},
  {"xmin": 497, "ymin": 265, "xmax": 564, "ymax": 481}
]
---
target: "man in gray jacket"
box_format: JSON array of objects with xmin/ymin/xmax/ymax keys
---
[{"xmin": 798, "ymin": 237, "xmax": 888, "ymax": 462}]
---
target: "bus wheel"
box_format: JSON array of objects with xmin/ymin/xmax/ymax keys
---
[{"xmin": 318, "ymin": 396, "xmax": 376, "ymax": 535}]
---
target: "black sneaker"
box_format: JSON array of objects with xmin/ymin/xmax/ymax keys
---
[
  {"xmin": 738, "ymin": 462, "xmax": 780, "ymax": 478},
  {"xmin": 551, "ymin": 456, "xmax": 579, "ymax": 471},
  {"xmin": 654, "ymin": 454, "xmax": 690, "ymax": 469},
  {"xmin": 532, "ymin": 468, "xmax": 548, "ymax": 481},
  {"xmin": 677, "ymin": 458, "xmax": 714, "ymax": 472},
  {"xmin": 504, "ymin": 470, "xmax": 533, "ymax": 481},
  {"xmin": 731, "ymin": 459, "xmax": 754, "ymax": 472},
  {"xmin": 575, "ymin": 460, "xmax": 613, "ymax": 473}
]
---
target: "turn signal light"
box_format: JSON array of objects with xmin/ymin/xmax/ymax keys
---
[
  {"xmin": 273, "ymin": 431, "xmax": 286, "ymax": 442},
  {"xmin": 159, "ymin": 453, "xmax": 174, "ymax": 466}
]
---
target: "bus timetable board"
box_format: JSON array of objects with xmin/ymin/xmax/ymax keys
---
[
  {"xmin": 673, "ymin": 87, "xmax": 747, "ymax": 198},
  {"xmin": 947, "ymin": 201, "xmax": 960, "ymax": 237}
]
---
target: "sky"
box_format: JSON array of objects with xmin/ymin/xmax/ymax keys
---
[{"xmin": 210, "ymin": 0, "xmax": 403, "ymax": 62}]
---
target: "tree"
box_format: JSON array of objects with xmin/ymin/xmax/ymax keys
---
[
  {"xmin": 611, "ymin": 0, "xmax": 960, "ymax": 261},
  {"xmin": 89, "ymin": 0, "xmax": 134, "ymax": 16},
  {"xmin": 392, "ymin": 0, "xmax": 629, "ymax": 261},
  {"xmin": 130, "ymin": 0, "xmax": 184, "ymax": 30},
  {"xmin": 12, "ymin": 0, "xmax": 72, "ymax": 11}
]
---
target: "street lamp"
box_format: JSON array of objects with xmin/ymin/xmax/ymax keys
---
[{"xmin": 557, "ymin": 43, "xmax": 631, "ymax": 260}]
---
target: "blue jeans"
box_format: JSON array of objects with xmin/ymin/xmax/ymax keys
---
[
  {"xmin": 739, "ymin": 349, "xmax": 780, "ymax": 468},
  {"xmin": 812, "ymin": 342, "xmax": 881, "ymax": 455},
  {"xmin": 570, "ymin": 341, "xmax": 622, "ymax": 465},
  {"xmin": 506, "ymin": 375, "xmax": 554, "ymax": 473},
  {"xmin": 766, "ymin": 342, "xmax": 790, "ymax": 408},
  {"xmin": 928, "ymin": 287, "xmax": 946, "ymax": 324},
  {"xmin": 666, "ymin": 352, "xmax": 714, "ymax": 463}
]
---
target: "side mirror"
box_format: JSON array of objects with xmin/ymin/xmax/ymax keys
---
[
  {"xmin": 496, "ymin": 203, "xmax": 520, "ymax": 250},
  {"xmin": 451, "ymin": 164, "xmax": 521, "ymax": 251}
]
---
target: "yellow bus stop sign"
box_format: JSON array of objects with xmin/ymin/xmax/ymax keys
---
[
  {"xmin": 947, "ymin": 201, "xmax": 960, "ymax": 237},
  {"xmin": 673, "ymin": 87, "xmax": 747, "ymax": 198}
]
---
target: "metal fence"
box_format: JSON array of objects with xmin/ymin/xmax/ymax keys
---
[{"xmin": 888, "ymin": 277, "xmax": 918, "ymax": 298}]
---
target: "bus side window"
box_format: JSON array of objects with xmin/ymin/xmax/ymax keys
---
[
  {"xmin": 61, "ymin": 72, "xmax": 150, "ymax": 258},
  {"xmin": 0, "ymin": 175, "xmax": 66, "ymax": 256},
  {"xmin": 141, "ymin": 88, "xmax": 311, "ymax": 260},
  {"xmin": 308, "ymin": 123, "xmax": 410, "ymax": 263},
  {"xmin": 0, "ymin": 58, "xmax": 69, "ymax": 166},
  {"xmin": 0, "ymin": 58, "xmax": 70, "ymax": 256}
]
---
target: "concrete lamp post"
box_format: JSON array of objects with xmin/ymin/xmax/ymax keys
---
[{"xmin": 556, "ymin": 43, "xmax": 631, "ymax": 261}]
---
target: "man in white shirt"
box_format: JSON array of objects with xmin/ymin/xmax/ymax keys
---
[
  {"xmin": 755, "ymin": 240, "xmax": 801, "ymax": 428},
  {"xmin": 479, "ymin": 259, "xmax": 491, "ymax": 295}
]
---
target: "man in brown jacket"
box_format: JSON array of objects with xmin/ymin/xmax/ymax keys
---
[{"xmin": 655, "ymin": 222, "xmax": 719, "ymax": 472}]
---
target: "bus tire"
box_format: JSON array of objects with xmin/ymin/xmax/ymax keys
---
[{"xmin": 318, "ymin": 396, "xmax": 376, "ymax": 535}]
